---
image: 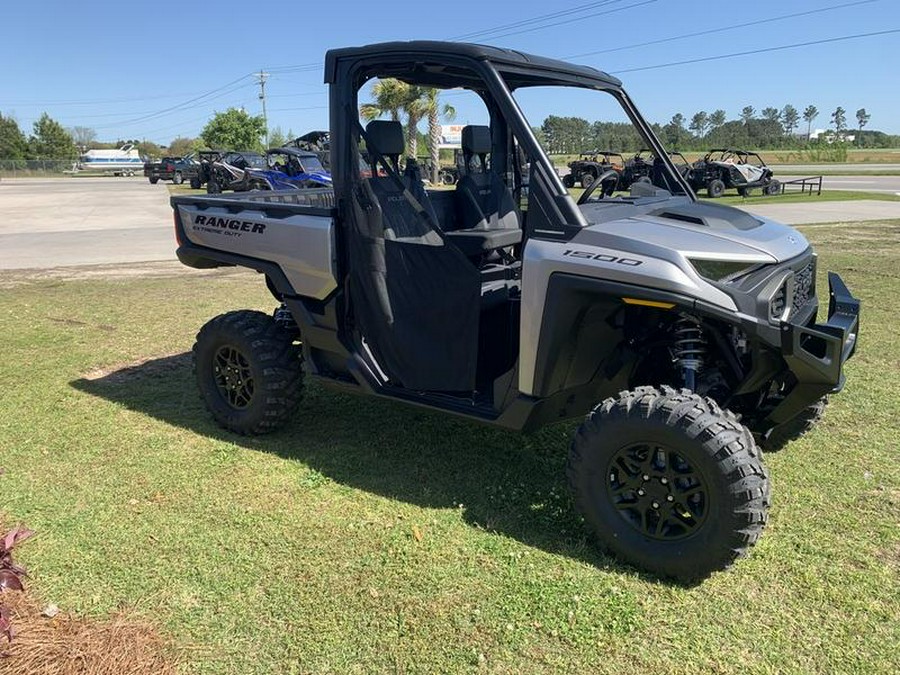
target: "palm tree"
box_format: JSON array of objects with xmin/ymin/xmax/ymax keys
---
[
  {"xmin": 401, "ymin": 86, "xmax": 431, "ymax": 160},
  {"xmin": 423, "ymin": 88, "xmax": 456, "ymax": 184},
  {"xmin": 359, "ymin": 78, "xmax": 410, "ymax": 124},
  {"xmin": 360, "ymin": 80, "xmax": 430, "ymax": 160},
  {"xmin": 803, "ymin": 105, "xmax": 818, "ymax": 141}
]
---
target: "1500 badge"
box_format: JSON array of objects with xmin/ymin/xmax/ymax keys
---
[{"xmin": 562, "ymin": 249, "xmax": 642, "ymax": 266}]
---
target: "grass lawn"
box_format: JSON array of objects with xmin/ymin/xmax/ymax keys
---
[{"xmin": 1, "ymin": 222, "xmax": 898, "ymax": 673}]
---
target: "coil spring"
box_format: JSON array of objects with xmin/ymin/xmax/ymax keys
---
[
  {"xmin": 672, "ymin": 316, "xmax": 706, "ymax": 390},
  {"xmin": 273, "ymin": 304, "xmax": 298, "ymax": 332}
]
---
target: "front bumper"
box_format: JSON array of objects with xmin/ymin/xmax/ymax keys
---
[{"xmin": 767, "ymin": 272, "xmax": 860, "ymax": 425}]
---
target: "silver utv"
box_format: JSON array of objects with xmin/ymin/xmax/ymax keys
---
[{"xmin": 172, "ymin": 41, "xmax": 859, "ymax": 581}]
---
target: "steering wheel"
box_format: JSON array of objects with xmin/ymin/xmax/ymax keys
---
[{"xmin": 577, "ymin": 169, "xmax": 620, "ymax": 204}]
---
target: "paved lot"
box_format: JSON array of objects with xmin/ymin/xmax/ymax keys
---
[
  {"xmin": 819, "ymin": 175, "xmax": 900, "ymax": 194},
  {"xmin": 0, "ymin": 177, "xmax": 897, "ymax": 270},
  {"xmin": 743, "ymin": 200, "xmax": 899, "ymax": 225},
  {"xmin": 773, "ymin": 163, "xmax": 900, "ymax": 173},
  {"xmin": 1, "ymin": 177, "xmax": 175, "ymax": 269}
]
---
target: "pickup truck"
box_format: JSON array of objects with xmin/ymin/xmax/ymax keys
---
[
  {"xmin": 143, "ymin": 156, "xmax": 199, "ymax": 185},
  {"xmin": 169, "ymin": 41, "xmax": 859, "ymax": 581}
]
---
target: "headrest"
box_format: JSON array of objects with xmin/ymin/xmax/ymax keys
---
[
  {"xmin": 462, "ymin": 125, "xmax": 492, "ymax": 155},
  {"xmin": 366, "ymin": 120, "xmax": 404, "ymax": 157}
]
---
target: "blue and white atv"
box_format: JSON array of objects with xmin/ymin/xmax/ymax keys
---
[{"xmin": 244, "ymin": 147, "xmax": 332, "ymax": 190}]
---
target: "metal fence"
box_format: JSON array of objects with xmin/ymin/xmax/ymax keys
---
[
  {"xmin": 0, "ymin": 159, "xmax": 76, "ymax": 177},
  {"xmin": 779, "ymin": 175, "xmax": 823, "ymax": 196}
]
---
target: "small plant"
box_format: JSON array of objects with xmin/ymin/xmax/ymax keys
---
[{"xmin": 0, "ymin": 525, "xmax": 35, "ymax": 642}]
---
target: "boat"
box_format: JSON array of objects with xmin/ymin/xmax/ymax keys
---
[{"xmin": 77, "ymin": 143, "xmax": 145, "ymax": 175}]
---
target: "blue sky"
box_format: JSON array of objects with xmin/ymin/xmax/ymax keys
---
[{"xmin": 3, "ymin": 0, "xmax": 899, "ymax": 145}]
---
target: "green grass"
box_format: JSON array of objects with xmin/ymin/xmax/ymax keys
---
[{"xmin": 1, "ymin": 223, "xmax": 899, "ymax": 673}]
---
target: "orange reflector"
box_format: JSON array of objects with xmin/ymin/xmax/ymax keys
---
[{"xmin": 622, "ymin": 297, "xmax": 676, "ymax": 309}]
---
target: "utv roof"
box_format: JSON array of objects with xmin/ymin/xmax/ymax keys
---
[{"xmin": 324, "ymin": 41, "xmax": 621, "ymax": 89}]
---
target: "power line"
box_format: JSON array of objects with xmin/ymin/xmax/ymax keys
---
[
  {"xmin": 92, "ymin": 74, "xmax": 255, "ymax": 129},
  {"xmin": 450, "ymin": 0, "xmax": 626, "ymax": 40},
  {"xmin": 2, "ymin": 91, "xmax": 212, "ymax": 107},
  {"xmin": 63, "ymin": 83, "xmax": 256, "ymax": 123},
  {"xmin": 462, "ymin": 0, "xmax": 657, "ymax": 42},
  {"xmin": 610, "ymin": 28, "xmax": 900, "ymax": 74},
  {"xmin": 565, "ymin": 0, "xmax": 877, "ymax": 59},
  {"xmin": 249, "ymin": 1, "xmax": 651, "ymax": 80}
]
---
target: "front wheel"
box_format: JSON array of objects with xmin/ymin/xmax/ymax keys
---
[
  {"xmin": 567, "ymin": 386, "xmax": 769, "ymax": 581},
  {"xmin": 189, "ymin": 176, "xmax": 201, "ymax": 189},
  {"xmin": 562, "ymin": 174, "xmax": 575, "ymax": 189},
  {"xmin": 172, "ymin": 171, "xmax": 183, "ymax": 185},
  {"xmin": 580, "ymin": 172, "xmax": 595, "ymax": 189},
  {"xmin": 206, "ymin": 179, "xmax": 221, "ymax": 194},
  {"xmin": 149, "ymin": 177, "xmax": 159, "ymax": 184},
  {"xmin": 707, "ymin": 179, "xmax": 725, "ymax": 198},
  {"xmin": 764, "ymin": 180, "xmax": 781, "ymax": 196},
  {"xmin": 193, "ymin": 310, "xmax": 304, "ymax": 435}
]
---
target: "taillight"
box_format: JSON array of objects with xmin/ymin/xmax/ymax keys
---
[{"xmin": 173, "ymin": 211, "xmax": 183, "ymax": 246}]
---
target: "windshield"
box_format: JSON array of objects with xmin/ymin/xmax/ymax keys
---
[
  {"xmin": 509, "ymin": 84, "xmax": 687, "ymax": 197},
  {"xmin": 299, "ymin": 155, "xmax": 325, "ymax": 173},
  {"xmin": 244, "ymin": 154, "xmax": 267, "ymax": 169}
]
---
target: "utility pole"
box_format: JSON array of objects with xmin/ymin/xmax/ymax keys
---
[{"xmin": 256, "ymin": 70, "xmax": 270, "ymax": 148}]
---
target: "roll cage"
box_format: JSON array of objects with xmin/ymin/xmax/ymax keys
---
[
  {"xmin": 702, "ymin": 149, "xmax": 768, "ymax": 167},
  {"xmin": 325, "ymin": 40, "xmax": 696, "ymax": 241}
]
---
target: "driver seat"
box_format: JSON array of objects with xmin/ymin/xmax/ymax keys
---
[{"xmin": 449, "ymin": 125, "xmax": 522, "ymax": 257}]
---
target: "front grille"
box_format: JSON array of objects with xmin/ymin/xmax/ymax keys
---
[
  {"xmin": 769, "ymin": 256, "xmax": 816, "ymax": 321},
  {"xmin": 792, "ymin": 259, "xmax": 815, "ymax": 314}
]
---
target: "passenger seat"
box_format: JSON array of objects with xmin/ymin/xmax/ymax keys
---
[{"xmin": 448, "ymin": 126, "xmax": 522, "ymax": 257}]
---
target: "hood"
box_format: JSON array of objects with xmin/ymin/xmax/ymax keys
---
[{"xmin": 577, "ymin": 199, "xmax": 809, "ymax": 264}]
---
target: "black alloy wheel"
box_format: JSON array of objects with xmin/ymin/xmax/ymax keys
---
[
  {"xmin": 193, "ymin": 310, "xmax": 304, "ymax": 435},
  {"xmin": 212, "ymin": 344, "xmax": 255, "ymax": 409},
  {"xmin": 568, "ymin": 386, "xmax": 769, "ymax": 581},
  {"xmin": 607, "ymin": 442, "xmax": 709, "ymax": 540}
]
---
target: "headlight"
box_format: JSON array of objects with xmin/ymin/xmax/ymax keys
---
[{"xmin": 689, "ymin": 259, "xmax": 762, "ymax": 283}]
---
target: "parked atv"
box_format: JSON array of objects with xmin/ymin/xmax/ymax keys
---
[
  {"xmin": 284, "ymin": 130, "xmax": 331, "ymax": 169},
  {"xmin": 204, "ymin": 151, "xmax": 268, "ymax": 194},
  {"xmin": 619, "ymin": 149, "xmax": 691, "ymax": 191},
  {"xmin": 171, "ymin": 41, "xmax": 859, "ymax": 582},
  {"xmin": 563, "ymin": 151, "xmax": 625, "ymax": 189},
  {"xmin": 244, "ymin": 148, "xmax": 332, "ymax": 190},
  {"xmin": 689, "ymin": 149, "xmax": 780, "ymax": 198}
]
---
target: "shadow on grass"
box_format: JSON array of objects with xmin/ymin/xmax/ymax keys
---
[{"xmin": 71, "ymin": 353, "xmax": 657, "ymax": 579}]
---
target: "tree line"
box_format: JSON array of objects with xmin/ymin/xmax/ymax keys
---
[
  {"xmin": 2, "ymin": 100, "xmax": 895, "ymax": 164},
  {"xmin": 540, "ymin": 104, "xmax": 894, "ymax": 155}
]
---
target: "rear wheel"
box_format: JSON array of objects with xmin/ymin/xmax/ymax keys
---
[
  {"xmin": 149, "ymin": 177, "xmax": 159, "ymax": 184},
  {"xmin": 562, "ymin": 174, "xmax": 575, "ymax": 189},
  {"xmin": 568, "ymin": 386, "xmax": 769, "ymax": 581},
  {"xmin": 193, "ymin": 310, "xmax": 304, "ymax": 435},
  {"xmin": 580, "ymin": 172, "xmax": 595, "ymax": 189},
  {"xmin": 707, "ymin": 179, "xmax": 725, "ymax": 198},
  {"xmin": 172, "ymin": 171, "xmax": 183, "ymax": 185},
  {"xmin": 189, "ymin": 176, "xmax": 201, "ymax": 189}
]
